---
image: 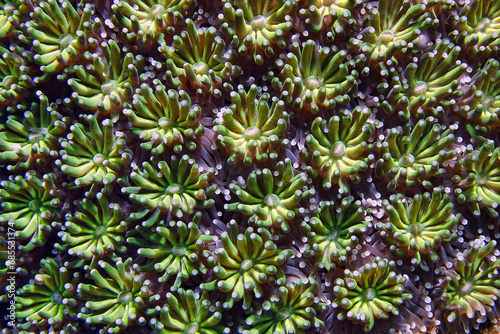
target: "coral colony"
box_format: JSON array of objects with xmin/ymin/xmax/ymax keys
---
[{"xmin": 3, "ymin": 0, "xmax": 500, "ymax": 333}]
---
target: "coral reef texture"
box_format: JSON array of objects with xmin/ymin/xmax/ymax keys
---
[{"xmin": 3, "ymin": 0, "xmax": 500, "ymax": 333}]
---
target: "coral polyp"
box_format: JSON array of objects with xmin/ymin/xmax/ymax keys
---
[
  {"xmin": 449, "ymin": 0, "xmax": 500, "ymax": 58},
  {"xmin": 77, "ymin": 258, "xmax": 154, "ymax": 332},
  {"xmin": 298, "ymin": 0, "xmax": 360, "ymax": 38},
  {"xmin": 214, "ymin": 85, "xmax": 290, "ymax": 166},
  {"xmin": 127, "ymin": 212, "xmax": 212, "ymax": 288},
  {"xmin": 458, "ymin": 58, "xmax": 500, "ymax": 127},
  {"xmin": 68, "ymin": 39, "xmax": 143, "ymax": 118},
  {"xmin": 112, "ymin": 0, "xmax": 194, "ymax": 44},
  {"xmin": 161, "ymin": 18, "xmax": 240, "ymax": 97},
  {"xmin": 270, "ymin": 39, "xmax": 357, "ymax": 113},
  {"xmin": 0, "ymin": 171, "xmax": 62, "ymax": 251},
  {"xmin": 436, "ymin": 240, "xmax": 500, "ymax": 333},
  {"xmin": 219, "ymin": 0, "xmax": 296, "ymax": 65},
  {"xmin": 0, "ymin": 44, "xmax": 32, "ymax": 113},
  {"xmin": 302, "ymin": 106, "xmax": 374, "ymax": 192},
  {"xmin": 156, "ymin": 288, "xmax": 229, "ymax": 334},
  {"xmin": 375, "ymin": 117, "xmax": 456, "ymax": 191},
  {"xmin": 22, "ymin": 0, "xmax": 98, "ymax": 75},
  {"xmin": 202, "ymin": 222, "xmax": 293, "ymax": 309},
  {"xmin": 454, "ymin": 140, "xmax": 500, "ymax": 217},
  {"xmin": 124, "ymin": 81, "xmax": 204, "ymax": 154},
  {"xmin": 16, "ymin": 258, "xmax": 79, "ymax": 332},
  {"xmin": 378, "ymin": 188, "xmax": 460, "ymax": 267},
  {"xmin": 123, "ymin": 154, "xmax": 216, "ymax": 218},
  {"xmin": 333, "ymin": 258, "xmax": 412, "ymax": 332},
  {"xmin": 242, "ymin": 275, "xmax": 326, "ymax": 334},
  {"xmin": 0, "ymin": 91, "xmax": 67, "ymax": 170},
  {"xmin": 226, "ymin": 159, "xmax": 312, "ymax": 232},
  {"xmin": 57, "ymin": 195, "xmax": 128, "ymax": 260},
  {"xmin": 0, "ymin": 0, "xmax": 16, "ymax": 39},
  {"xmin": 377, "ymin": 39, "xmax": 467, "ymax": 120},
  {"xmin": 351, "ymin": 0, "xmax": 434, "ymax": 71},
  {"xmin": 302, "ymin": 197, "xmax": 367, "ymax": 271},
  {"xmin": 56, "ymin": 115, "xmax": 132, "ymax": 194}
]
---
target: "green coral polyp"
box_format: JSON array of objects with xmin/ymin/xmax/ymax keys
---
[
  {"xmin": 333, "ymin": 258, "xmax": 412, "ymax": 332},
  {"xmin": 459, "ymin": 58, "xmax": 500, "ymax": 127},
  {"xmin": 302, "ymin": 197, "xmax": 367, "ymax": 271},
  {"xmin": 156, "ymin": 288, "xmax": 228, "ymax": 333},
  {"xmin": 377, "ymin": 39, "xmax": 467, "ymax": 120},
  {"xmin": 16, "ymin": 258, "xmax": 79, "ymax": 332},
  {"xmin": 271, "ymin": 39, "xmax": 357, "ymax": 113},
  {"xmin": 57, "ymin": 115, "xmax": 132, "ymax": 193},
  {"xmin": 302, "ymin": 106, "xmax": 374, "ymax": 192},
  {"xmin": 24, "ymin": 0, "xmax": 98, "ymax": 74},
  {"xmin": 219, "ymin": 0, "xmax": 295, "ymax": 65},
  {"xmin": 449, "ymin": 0, "xmax": 500, "ymax": 57},
  {"xmin": 226, "ymin": 159, "xmax": 312, "ymax": 232},
  {"xmin": 123, "ymin": 154, "xmax": 216, "ymax": 218},
  {"xmin": 57, "ymin": 195, "xmax": 127, "ymax": 260},
  {"xmin": 0, "ymin": 171, "xmax": 62, "ymax": 251},
  {"xmin": 351, "ymin": 0, "xmax": 434, "ymax": 72},
  {"xmin": 454, "ymin": 140, "xmax": 500, "ymax": 217},
  {"xmin": 378, "ymin": 188, "xmax": 460, "ymax": 267},
  {"xmin": 0, "ymin": 44, "xmax": 33, "ymax": 113},
  {"xmin": 0, "ymin": 0, "xmax": 16, "ymax": 39},
  {"xmin": 161, "ymin": 18, "xmax": 240, "ymax": 97},
  {"xmin": 438, "ymin": 240, "xmax": 500, "ymax": 332},
  {"xmin": 0, "ymin": 91, "xmax": 67, "ymax": 170},
  {"xmin": 68, "ymin": 39, "xmax": 142, "ymax": 117},
  {"xmin": 112, "ymin": 0, "xmax": 194, "ymax": 44},
  {"xmin": 124, "ymin": 81, "xmax": 204, "ymax": 154},
  {"xmin": 298, "ymin": 0, "xmax": 361, "ymax": 38},
  {"xmin": 77, "ymin": 258, "xmax": 154, "ymax": 332},
  {"xmin": 214, "ymin": 85, "xmax": 290, "ymax": 166},
  {"xmin": 202, "ymin": 222, "xmax": 293, "ymax": 309},
  {"xmin": 243, "ymin": 276, "xmax": 325, "ymax": 334},
  {"xmin": 375, "ymin": 117, "xmax": 457, "ymax": 191},
  {"xmin": 127, "ymin": 212, "xmax": 212, "ymax": 288}
]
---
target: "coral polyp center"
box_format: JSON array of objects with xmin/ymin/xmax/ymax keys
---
[
  {"xmin": 193, "ymin": 62, "xmax": 209, "ymax": 75},
  {"xmin": 362, "ymin": 288, "xmax": 377, "ymax": 302},
  {"xmin": 166, "ymin": 184, "xmax": 184, "ymax": 195},
  {"xmin": 330, "ymin": 141, "xmax": 346, "ymax": 160},
  {"xmin": 240, "ymin": 259, "xmax": 253, "ymax": 271},
  {"xmin": 101, "ymin": 80, "xmax": 120, "ymax": 95},
  {"xmin": 95, "ymin": 226, "xmax": 106, "ymax": 237},
  {"xmin": 59, "ymin": 34, "xmax": 74, "ymax": 50},
  {"xmin": 251, "ymin": 15, "xmax": 267, "ymax": 31},
  {"xmin": 186, "ymin": 322, "xmax": 200, "ymax": 334},
  {"xmin": 399, "ymin": 153, "xmax": 415, "ymax": 167},
  {"xmin": 459, "ymin": 281, "xmax": 474, "ymax": 296},
  {"xmin": 264, "ymin": 193, "xmax": 281, "ymax": 208},
  {"xmin": 117, "ymin": 291, "xmax": 133, "ymax": 304},
  {"xmin": 413, "ymin": 81, "xmax": 428, "ymax": 96},
  {"xmin": 304, "ymin": 76, "xmax": 323, "ymax": 90},
  {"xmin": 277, "ymin": 307, "xmax": 293, "ymax": 321},
  {"xmin": 28, "ymin": 199, "xmax": 43, "ymax": 212},
  {"xmin": 92, "ymin": 154, "xmax": 107, "ymax": 165},
  {"xmin": 244, "ymin": 126, "xmax": 261, "ymax": 140},
  {"xmin": 51, "ymin": 292, "xmax": 63, "ymax": 304},
  {"xmin": 171, "ymin": 244, "xmax": 187, "ymax": 257},
  {"xmin": 380, "ymin": 30, "xmax": 395, "ymax": 44},
  {"xmin": 150, "ymin": 4, "xmax": 165, "ymax": 18}
]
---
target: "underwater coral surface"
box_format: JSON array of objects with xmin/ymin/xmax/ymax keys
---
[{"xmin": 1, "ymin": 0, "xmax": 500, "ymax": 333}]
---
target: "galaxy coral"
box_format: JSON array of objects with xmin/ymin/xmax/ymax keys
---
[{"xmin": 2, "ymin": 0, "xmax": 500, "ymax": 333}]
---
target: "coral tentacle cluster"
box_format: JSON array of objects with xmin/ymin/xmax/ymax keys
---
[{"xmin": 3, "ymin": 0, "xmax": 500, "ymax": 333}]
